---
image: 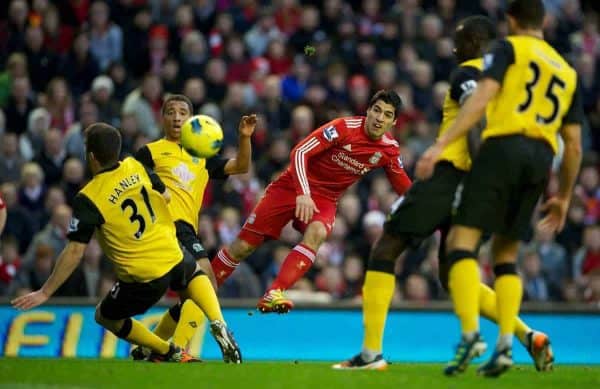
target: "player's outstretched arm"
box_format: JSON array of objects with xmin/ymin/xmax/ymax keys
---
[
  {"xmin": 11, "ymin": 242, "xmax": 86, "ymax": 310},
  {"xmin": 539, "ymin": 123, "xmax": 582, "ymax": 234},
  {"xmin": 223, "ymin": 114, "xmax": 257, "ymax": 175}
]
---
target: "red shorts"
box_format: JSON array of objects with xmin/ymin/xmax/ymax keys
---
[{"xmin": 239, "ymin": 180, "xmax": 337, "ymax": 246}]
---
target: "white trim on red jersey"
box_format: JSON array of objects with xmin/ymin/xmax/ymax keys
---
[{"xmin": 295, "ymin": 137, "xmax": 320, "ymax": 195}]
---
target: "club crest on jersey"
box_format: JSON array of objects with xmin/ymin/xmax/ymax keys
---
[
  {"xmin": 68, "ymin": 217, "xmax": 80, "ymax": 233},
  {"xmin": 323, "ymin": 126, "xmax": 339, "ymax": 142},
  {"xmin": 483, "ymin": 53, "xmax": 494, "ymax": 70},
  {"xmin": 369, "ymin": 152, "xmax": 382, "ymax": 164}
]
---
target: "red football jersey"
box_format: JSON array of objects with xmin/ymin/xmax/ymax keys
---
[{"xmin": 278, "ymin": 116, "xmax": 412, "ymax": 200}]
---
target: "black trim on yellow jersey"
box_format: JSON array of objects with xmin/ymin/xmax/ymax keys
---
[
  {"xmin": 67, "ymin": 193, "xmax": 104, "ymax": 243},
  {"xmin": 206, "ymin": 157, "xmax": 228, "ymax": 179},
  {"xmin": 134, "ymin": 146, "xmax": 166, "ymax": 193},
  {"xmin": 449, "ymin": 66, "xmax": 480, "ymax": 104},
  {"xmin": 482, "ymin": 40, "xmax": 515, "ymax": 83}
]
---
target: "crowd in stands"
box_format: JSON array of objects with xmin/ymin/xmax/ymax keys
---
[{"xmin": 1, "ymin": 0, "xmax": 600, "ymax": 305}]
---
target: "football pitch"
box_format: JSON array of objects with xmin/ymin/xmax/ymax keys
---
[{"xmin": 1, "ymin": 359, "xmax": 599, "ymax": 389}]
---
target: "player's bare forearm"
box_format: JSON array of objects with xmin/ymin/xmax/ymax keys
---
[
  {"xmin": 558, "ymin": 124, "xmax": 583, "ymax": 202},
  {"xmin": 224, "ymin": 134, "xmax": 252, "ymax": 175},
  {"xmin": 41, "ymin": 242, "xmax": 86, "ymax": 297},
  {"xmin": 437, "ymin": 79, "xmax": 499, "ymax": 148}
]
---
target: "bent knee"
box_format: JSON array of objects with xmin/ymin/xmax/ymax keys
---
[{"xmin": 303, "ymin": 222, "xmax": 328, "ymax": 246}]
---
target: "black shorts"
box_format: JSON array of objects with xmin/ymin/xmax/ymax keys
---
[
  {"xmin": 175, "ymin": 220, "xmax": 207, "ymax": 260},
  {"xmin": 99, "ymin": 260, "xmax": 197, "ymax": 320},
  {"xmin": 453, "ymin": 135, "xmax": 553, "ymax": 240},
  {"xmin": 384, "ymin": 161, "xmax": 465, "ymax": 245}
]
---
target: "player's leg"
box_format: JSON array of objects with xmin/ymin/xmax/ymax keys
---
[
  {"xmin": 212, "ymin": 184, "xmax": 296, "ymax": 286},
  {"xmin": 443, "ymin": 224, "xmax": 487, "ymax": 375},
  {"xmin": 97, "ymin": 276, "xmax": 195, "ymax": 362},
  {"xmin": 332, "ymin": 233, "xmax": 408, "ymax": 370},
  {"xmin": 257, "ymin": 220, "xmax": 329, "ymax": 314},
  {"xmin": 439, "ymin": 237, "xmax": 552, "ymax": 372},
  {"xmin": 176, "ymin": 264, "xmax": 242, "ymax": 363},
  {"xmin": 211, "ymin": 236, "xmax": 259, "ymax": 286},
  {"xmin": 477, "ymin": 234, "xmax": 520, "ymax": 376}
]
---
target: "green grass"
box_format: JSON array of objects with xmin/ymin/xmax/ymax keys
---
[{"xmin": 0, "ymin": 359, "xmax": 599, "ymax": 389}]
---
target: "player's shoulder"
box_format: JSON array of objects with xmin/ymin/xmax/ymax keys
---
[{"xmin": 379, "ymin": 133, "xmax": 400, "ymax": 153}]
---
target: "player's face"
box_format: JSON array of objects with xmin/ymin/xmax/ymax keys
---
[
  {"xmin": 162, "ymin": 101, "xmax": 191, "ymax": 142},
  {"xmin": 365, "ymin": 100, "xmax": 396, "ymax": 140}
]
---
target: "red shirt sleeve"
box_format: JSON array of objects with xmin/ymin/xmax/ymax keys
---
[
  {"xmin": 384, "ymin": 154, "xmax": 412, "ymax": 196},
  {"xmin": 289, "ymin": 118, "xmax": 347, "ymax": 195}
]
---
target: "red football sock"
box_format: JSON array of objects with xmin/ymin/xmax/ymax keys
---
[
  {"xmin": 269, "ymin": 244, "xmax": 315, "ymax": 291},
  {"xmin": 211, "ymin": 248, "xmax": 239, "ymax": 287}
]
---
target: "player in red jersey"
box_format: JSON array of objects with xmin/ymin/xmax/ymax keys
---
[{"xmin": 211, "ymin": 90, "xmax": 412, "ymax": 313}]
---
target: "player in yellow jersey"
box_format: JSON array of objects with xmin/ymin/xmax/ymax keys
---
[
  {"xmin": 11, "ymin": 123, "xmax": 242, "ymax": 363},
  {"xmin": 417, "ymin": 0, "xmax": 583, "ymax": 377},
  {"xmin": 131, "ymin": 94, "xmax": 255, "ymax": 360},
  {"xmin": 333, "ymin": 15, "xmax": 553, "ymax": 373}
]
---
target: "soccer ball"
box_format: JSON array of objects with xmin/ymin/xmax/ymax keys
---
[{"xmin": 180, "ymin": 115, "xmax": 224, "ymax": 158}]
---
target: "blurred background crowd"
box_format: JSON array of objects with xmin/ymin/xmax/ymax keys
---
[{"xmin": 1, "ymin": 0, "xmax": 600, "ymax": 306}]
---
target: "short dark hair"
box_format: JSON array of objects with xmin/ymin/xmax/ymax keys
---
[
  {"xmin": 84, "ymin": 123, "xmax": 121, "ymax": 166},
  {"xmin": 507, "ymin": 0, "xmax": 545, "ymax": 29},
  {"xmin": 161, "ymin": 94, "xmax": 193, "ymax": 115},
  {"xmin": 454, "ymin": 16, "xmax": 497, "ymax": 63},
  {"xmin": 368, "ymin": 90, "xmax": 403, "ymax": 118}
]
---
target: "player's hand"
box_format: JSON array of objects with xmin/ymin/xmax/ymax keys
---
[
  {"xmin": 296, "ymin": 194, "xmax": 320, "ymax": 224},
  {"xmin": 238, "ymin": 114, "xmax": 257, "ymax": 138},
  {"xmin": 415, "ymin": 143, "xmax": 443, "ymax": 180},
  {"xmin": 162, "ymin": 188, "xmax": 171, "ymax": 204},
  {"xmin": 11, "ymin": 289, "xmax": 49, "ymax": 310},
  {"xmin": 537, "ymin": 196, "xmax": 569, "ymax": 234}
]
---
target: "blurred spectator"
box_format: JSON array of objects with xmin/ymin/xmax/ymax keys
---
[
  {"xmin": 60, "ymin": 32, "xmax": 100, "ymax": 98},
  {"xmin": 244, "ymin": 8, "xmax": 282, "ymax": 57},
  {"xmin": 1, "ymin": 181, "xmax": 34, "ymax": 253},
  {"xmin": 22, "ymin": 106, "xmax": 51, "ymax": 160},
  {"xmin": 0, "ymin": 52, "xmax": 28, "ymax": 108},
  {"xmin": 42, "ymin": 4, "xmax": 74, "ymax": 55},
  {"xmin": 24, "ymin": 24, "xmax": 58, "ymax": 92},
  {"xmin": 521, "ymin": 248, "xmax": 550, "ymax": 302},
  {"xmin": 403, "ymin": 273, "xmax": 431, "ymax": 303},
  {"xmin": 122, "ymin": 73, "xmax": 162, "ymax": 140},
  {"xmin": 18, "ymin": 162, "xmax": 46, "ymax": 219},
  {"xmin": 10, "ymin": 243, "xmax": 54, "ymax": 296},
  {"xmin": 5, "ymin": 76, "xmax": 35, "ymax": 135},
  {"xmin": 0, "ymin": 132, "xmax": 25, "ymax": 184},
  {"xmin": 0, "ymin": 236, "xmax": 21, "ymax": 295},
  {"xmin": 61, "ymin": 158, "xmax": 85, "ymax": 205},
  {"xmin": 22, "ymin": 203, "xmax": 71, "ymax": 266},
  {"xmin": 3, "ymin": 0, "xmax": 29, "ymax": 55},
  {"xmin": 573, "ymin": 224, "xmax": 600, "ymax": 282},
  {"xmin": 35, "ymin": 128, "xmax": 66, "ymax": 186},
  {"xmin": 45, "ymin": 77, "xmax": 75, "ymax": 132},
  {"xmin": 532, "ymin": 224, "xmax": 568, "ymax": 289},
  {"xmin": 88, "ymin": 0, "xmax": 123, "ymax": 71}
]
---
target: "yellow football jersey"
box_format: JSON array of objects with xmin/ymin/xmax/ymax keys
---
[
  {"xmin": 137, "ymin": 139, "xmax": 227, "ymax": 233},
  {"xmin": 438, "ymin": 58, "xmax": 484, "ymax": 171},
  {"xmin": 482, "ymin": 36, "xmax": 579, "ymax": 153},
  {"xmin": 69, "ymin": 157, "xmax": 182, "ymax": 283}
]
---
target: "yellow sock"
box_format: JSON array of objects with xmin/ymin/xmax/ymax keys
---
[
  {"xmin": 448, "ymin": 259, "xmax": 480, "ymax": 334},
  {"xmin": 478, "ymin": 283, "xmax": 530, "ymax": 344},
  {"xmin": 362, "ymin": 271, "xmax": 395, "ymax": 352},
  {"xmin": 186, "ymin": 274, "xmax": 224, "ymax": 322},
  {"xmin": 495, "ymin": 274, "xmax": 523, "ymax": 336},
  {"xmin": 154, "ymin": 307, "xmax": 178, "ymax": 340},
  {"xmin": 172, "ymin": 300, "xmax": 206, "ymax": 349},
  {"xmin": 126, "ymin": 319, "xmax": 170, "ymax": 354}
]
